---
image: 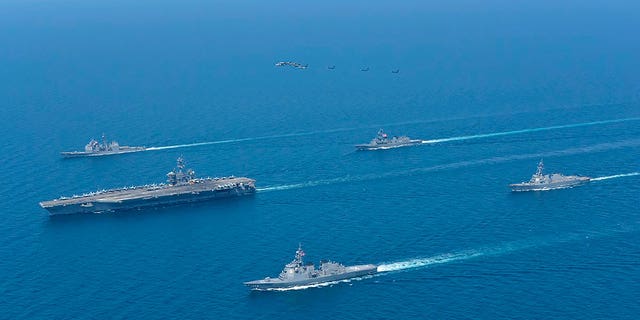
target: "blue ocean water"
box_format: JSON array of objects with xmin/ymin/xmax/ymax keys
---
[{"xmin": 1, "ymin": 1, "xmax": 639, "ymax": 319}]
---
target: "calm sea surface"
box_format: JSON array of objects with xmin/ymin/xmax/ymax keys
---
[{"xmin": 1, "ymin": 1, "xmax": 639, "ymax": 319}]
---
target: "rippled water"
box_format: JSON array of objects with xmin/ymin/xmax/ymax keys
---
[{"xmin": 1, "ymin": 1, "xmax": 639, "ymax": 319}]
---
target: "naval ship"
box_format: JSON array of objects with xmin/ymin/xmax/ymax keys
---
[
  {"xmin": 356, "ymin": 129, "xmax": 422, "ymax": 151},
  {"xmin": 509, "ymin": 160, "xmax": 590, "ymax": 192},
  {"xmin": 40, "ymin": 157, "xmax": 256, "ymax": 215},
  {"xmin": 244, "ymin": 244, "xmax": 377, "ymax": 290},
  {"xmin": 61, "ymin": 134, "xmax": 146, "ymax": 157}
]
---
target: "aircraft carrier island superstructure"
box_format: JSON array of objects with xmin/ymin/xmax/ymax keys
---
[
  {"xmin": 244, "ymin": 244, "xmax": 377, "ymax": 290},
  {"xmin": 40, "ymin": 157, "xmax": 256, "ymax": 215},
  {"xmin": 61, "ymin": 134, "xmax": 146, "ymax": 157},
  {"xmin": 509, "ymin": 160, "xmax": 590, "ymax": 192}
]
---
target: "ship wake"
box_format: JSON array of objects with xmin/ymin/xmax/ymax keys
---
[
  {"xmin": 144, "ymin": 127, "xmax": 366, "ymax": 151},
  {"xmin": 145, "ymin": 140, "xmax": 254, "ymax": 151},
  {"xmin": 377, "ymin": 223, "xmax": 640, "ymax": 273},
  {"xmin": 145, "ymin": 117, "xmax": 637, "ymax": 151},
  {"xmin": 591, "ymin": 172, "xmax": 640, "ymax": 181},
  {"xmin": 253, "ymin": 224, "xmax": 640, "ymax": 291},
  {"xmin": 256, "ymin": 176, "xmax": 357, "ymax": 192},
  {"xmin": 421, "ymin": 117, "xmax": 639, "ymax": 145},
  {"xmin": 377, "ymin": 251, "xmax": 485, "ymax": 272},
  {"xmin": 377, "ymin": 238, "xmax": 544, "ymax": 272},
  {"xmin": 257, "ymin": 139, "xmax": 640, "ymax": 193}
]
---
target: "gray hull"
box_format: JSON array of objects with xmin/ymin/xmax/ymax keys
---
[
  {"xmin": 40, "ymin": 177, "xmax": 256, "ymax": 216},
  {"xmin": 244, "ymin": 264, "xmax": 377, "ymax": 290},
  {"xmin": 61, "ymin": 147, "xmax": 146, "ymax": 158},
  {"xmin": 355, "ymin": 140, "xmax": 422, "ymax": 151},
  {"xmin": 42, "ymin": 188, "xmax": 255, "ymax": 215},
  {"xmin": 510, "ymin": 177, "xmax": 590, "ymax": 192},
  {"xmin": 41, "ymin": 157, "xmax": 255, "ymax": 215}
]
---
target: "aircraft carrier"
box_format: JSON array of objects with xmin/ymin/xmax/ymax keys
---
[
  {"xmin": 244, "ymin": 244, "xmax": 377, "ymax": 290},
  {"xmin": 509, "ymin": 160, "xmax": 590, "ymax": 192},
  {"xmin": 61, "ymin": 134, "xmax": 146, "ymax": 157},
  {"xmin": 40, "ymin": 157, "xmax": 256, "ymax": 215},
  {"xmin": 356, "ymin": 129, "xmax": 422, "ymax": 151}
]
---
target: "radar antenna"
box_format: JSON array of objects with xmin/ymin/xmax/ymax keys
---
[
  {"xmin": 295, "ymin": 243, "xmax": 305, "ymax": 263},
  {"xmin": 102, "ymin": 133, "xmax": 107, "ymax": 150},
  {"xmin": 535, "ymin": 159, "xmax": 544, "ymax": 176},
  {"xmin": 176, "ymin": 156, "xmax": 185, "ymax": 171}
]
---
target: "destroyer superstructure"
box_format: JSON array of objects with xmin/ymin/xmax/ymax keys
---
[
  {"xmin": 244, "ymin": 244, "xmax": 377, "ymax": 290},
  {"xmin": 40, "ymin": 157, "xmax": 256, "ymax": 215},
  {"xmin": 509, "ymin": 160, "xmax": 590, "ymax": 192},
  {"xmin": 61, "ymin": 134, "xmax": 146, "ymax": 157},
  {"xmin": 356, "ymin": 129, "xmax": 422, "ymax": 150}
]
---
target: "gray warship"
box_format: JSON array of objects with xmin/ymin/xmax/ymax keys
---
[
  {"xmin": 61, "ymin": 134, "xmax": 146, "ymax": 157},
  {"xmin": 356, "ymin": 129, "xmax": 422, "ymax": 151},
  {"xmin": 40, "ymin": 157, "xmax": 256, "ymax": 215},
  {"xmin": 509, "ymin": 160, "xmax": 590, "ymax": 192},
  {"xmin": 244, "ymin": 244, "xmax": 377, "ymax": 290}
]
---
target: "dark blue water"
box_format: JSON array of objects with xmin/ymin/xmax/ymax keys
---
[{"xmin": 1, "ymin": 1, "xmax": 639, "ymax": 319}]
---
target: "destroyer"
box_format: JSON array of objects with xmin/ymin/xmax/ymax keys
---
[
  {"xmin": 356, "ymin": 129, "xmax": 422, "ymax": 150},
  {"xmin": 40, "ymin": 157, "xmax": 256, "ymax": 215},
  {"xmin": 509, "ymin": 160, "xmax": 590, "ymax": 192},
  {"xmin": 61, "ymin": 134, "xmax": 146, "ymax": 157},
  {"xmin": 244, "ymin": 244, "xmax": 377, "ymax": 290}
]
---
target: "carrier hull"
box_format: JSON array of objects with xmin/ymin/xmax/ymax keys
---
[
  {"xmin": 41, "ymin": 185, "xmax": 255, "ymax": 215},
  {"xmin": 40, "ymin": 156, "xmax": 256, "ymax": 217}
]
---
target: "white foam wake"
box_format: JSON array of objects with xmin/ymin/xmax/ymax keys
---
[
  {"xmin": 421, "ymin": 117, "xmax": 640, "ymax": 145},
  {"xmin": 377, "ymin": 241, "xmax": 539, "ymax": 272},
  {"xmin": 256, "ymin": 176, "xmax": 357, "ymax": 193},
  {"xmin": 255, "ymin": 225, "xmax": 640, "ymax": 291},
  {"xmin": 591, "ymin": 172, "xmax": 640, "ymax": 181},
  {"xmin": 145, "ymin": 127, "xmax": 366, "ymax": 151},
  {"xmin": 376, "ymin": 232, "xmax": 589, "ymax": 273},
  {"xmin": 377, "ymin": 251, "xmax": 485, "ymax": 272},
  {"xmin": 378, "ymin": 223, "xmax": 640, "ymax": 274},
  {"xmin": 144, "ymin": 117, "xmax": 638, "ymax": 151},
  {"xmin": 145, "ymin": 138, "xmax": 256, "ymax": 151},
  {"xmin": 257, "ymin": 139, "xmax": 640, "ymax": 193}
]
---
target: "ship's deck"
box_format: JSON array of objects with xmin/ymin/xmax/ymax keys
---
[
  {"xmin": 509, "ymin": 175, "xmax": 590, "ymax": 187},
  {"xmin": 244, "ymin": 264, "xmax": 377, "ymax": 287},
  {"xmin": 40, "ymin": 177, "xmax": 255, "ymax": 207},
  {"xmin": 60, "ymin": 146, "xmax": 147, "ymax": 157}
]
